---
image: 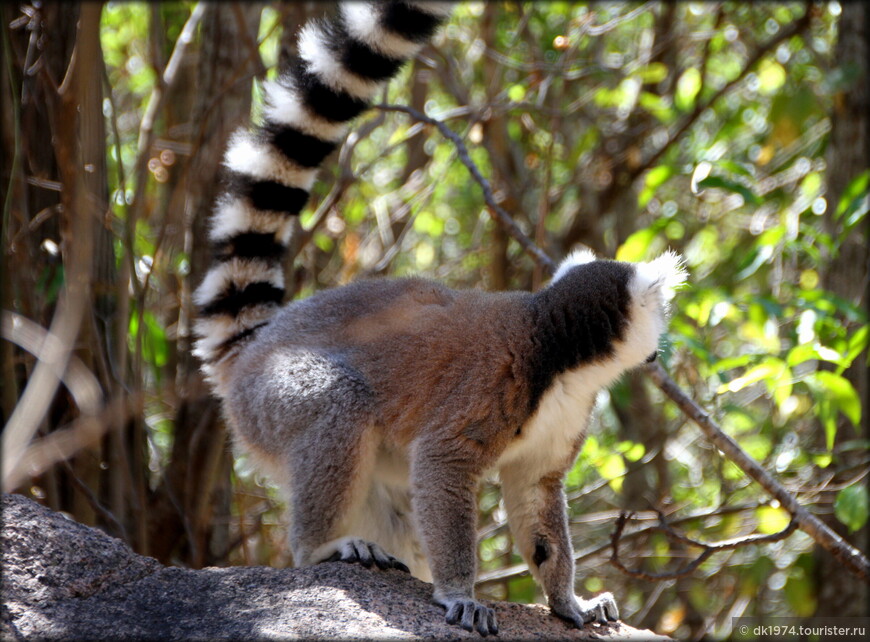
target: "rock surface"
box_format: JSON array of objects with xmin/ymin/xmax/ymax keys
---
[{"xmin": 2, "ymin": 493, "xmax": 667, "ymax": 640}]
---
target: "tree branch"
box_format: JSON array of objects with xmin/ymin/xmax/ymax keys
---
[
  {"xmin": 644, "ymin": 361, "xmax": 869, "ymax": 581},
  {"xmin": 375, "ymin": 103, "xmax": 556, "ymax": 274},
  {"xmin": 478, "ymin": 502, "xmax": 772, "ymax": 586},
  {"xmin": 629, "ymin": 2, "xmax": 814, "ymax": 182},
  {"xmin": 2, "ymin": 4, "xmax": 103, "ymax": 492},
  {"xmin": 609, "ymin": 510, "xmax": 798, "ymax": 581}
]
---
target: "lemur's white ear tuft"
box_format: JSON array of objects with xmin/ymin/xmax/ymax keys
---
[
  {"xmin": 552, "ymin": 247, "xmax": 598, "ymax": 283},
  {"xmin": 632, "ymin": 250, "xmax": 687, "ymax": 301}
]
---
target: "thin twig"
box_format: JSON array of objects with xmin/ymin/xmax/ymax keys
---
[
  {"xmin": 61, "ymin": 458, "xmax": 129, "ymax": 541},
  {"xmin": 375, "ymin": 103, "xmax": 556, "ymax": 274},
  {"xmin": 478, "ymin": 501, "xmax": 772, "ymax": 586},
  {"xmin": 5, "ymin": 395, "xmax": 135, "ymax": 497},
  {"xmin": 609, "ymin": 510, "xmax": 798, "ymax": 581}
]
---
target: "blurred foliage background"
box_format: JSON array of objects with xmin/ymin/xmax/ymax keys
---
[{"xmin": 1, "ymin": 2, "xmax": 867, "ymax": 639}]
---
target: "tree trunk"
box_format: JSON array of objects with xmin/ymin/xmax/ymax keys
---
[
  {"xmin": 147, "ymin": 2, "xmax": 262, "ymax": 566},
  {"xmin": 814, "ymin": 2, "xmax": 868, "ymax": 618}
]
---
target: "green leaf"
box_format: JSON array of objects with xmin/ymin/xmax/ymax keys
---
[
  {"xmin": 735, "ymin": 244, "xmax": 774, "ymax": 281},
  {"xmin": 787, "ymin": 343, "xmax": 849, "ymax": 369},
  {"xmin": 675, "ymin": 67, "xmax": 701, "ymax": 111},
  {"xmin": 719, "ymin": 358, "xmax": 786, "ymax": 394},
  {"xmin": 638, "ymin": 165, "xmax": 674, "ymax": 207},
  {"xmin": 843, "ymin": 325, "xmax": 869, "ymax": 371},
  {"xmin": 696, "ymin": 176, "xmax": 761, "ymax": 206},
  {"xmin": 813, "ymin": 453, "xmax": 833, "ymax": 469},
  {"xmin": 617, "ymin": 440, "xmax": 646, "ymax": 462},
  {"xmin": 784, "ymin": 555, "xmax": 817, "ymax": 616},
  {"xmin": 716, "ymin": 160, "xmax": 754, "ymax": 178},
  {"xmin": 714, "ymin": 354, "xmax": 754, "ymax": 373},
  {"xmin": 413, "ymin": 211, "xmax": 445, "ymax": 237},
  {"xmin": 834, "ymin": 485, "xmax": 869, "ymax": 533},
  {"xmin": 740, "ymin": 434, "xmax": 773, "ymax": 461},
  {"xmin": 756, "ymin": 505, "xmax": 791, "ymax": 535},
  {"xmin": 508, "ymin": 84, "xmax": 526, "ymax": 102},
  {"xmin": 635, "ymin": 62, "xmax": 668, "ymax": 84},
  {"xmin": 638, "ymin": 91, "xmax": 676, "ymax": 123},
  {"xmin": 598, "ymin": 453, "xmax": 626, "ymax": 492},
  {"xmin": 128, "ymin": 310, "xmax": 168, "ymax": 370},
  {"xmin": 835, "ymin": 170, "xmax": 870, "ymax": 224},
  {"xmin": 313, "ymin": 232, "xmax": 334, "ymax": 253},
  {"xmin": 757, "ymin": 59, "xmax": 786, "ymax": 94},
  {"xmin": 616, "ymin": 227, "xmax": 657, "ymax": 262},
  {"xmin": 810, "ymin": 371, "xmax": 861, "ymax": 427}
]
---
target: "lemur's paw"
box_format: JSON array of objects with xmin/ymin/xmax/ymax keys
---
[
  {"xmin": 441, "ymin": 597, "xmax": 498, "ymax": 637},
  {"xmin": 433, "ymin": 589, "xmax": 498, "ymax": 637},
  {"xmin": 552, "ymin": 592, "xmax": 619, "ymax": 627},
  {"xmin": 319, "ymin": 537, "xmax": 410, "ymax": 573},
  {"xmin": 578, "ymin": 592, "xmax": 619, "ymax": 624}
]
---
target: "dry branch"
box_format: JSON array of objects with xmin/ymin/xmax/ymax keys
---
[
  {"xmin": 2, "ymin": 5, "xmax": 103, "ymax": 492},
  {"xmin": 609, "ymin": 510, "xmax": 798, "ymax": 581},
  {"xmin": 376, "ymin": 103, "xmax": 556, "ymax": 273},
  {"xmin": 644, "ymin": 362, "xmax": 870, "ymax": 581}
]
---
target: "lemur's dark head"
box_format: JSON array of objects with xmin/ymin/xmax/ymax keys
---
[{"xmin": 550, "ymin": 248, "xmax": 686, "ymax": 371}]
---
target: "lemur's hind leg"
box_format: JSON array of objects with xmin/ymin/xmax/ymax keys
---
[
  {"xmin": 342, "ymin": 480, "xmax": 431, "ymax": 579},
  {"xmin": 264, "ymin": 353, "xmax": 409, "ymax": 573},
  {"xmin": 292, "ymin": 454, "xmax": 412, "ymax": 573},
  {"xmin": 229, "ymin": 347, "xmax": 410, "ymax": 573}
]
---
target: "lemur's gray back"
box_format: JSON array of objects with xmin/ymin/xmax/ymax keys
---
[{"xmin": 193, "ymin": 2, "xmax": 453, "ymax": 391}]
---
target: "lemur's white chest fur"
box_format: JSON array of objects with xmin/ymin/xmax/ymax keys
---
[
  {"xmin": 496, "ymin": 359, "xmax": 622, "ymax": 479},
  {"xmin": 496, "ymin": 369, "xmax": 595, "ymax": 475}
]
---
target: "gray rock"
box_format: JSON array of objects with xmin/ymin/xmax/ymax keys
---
[{"xmin": 2, "ymin": 493, "xmax": 668, "ymax": 640}]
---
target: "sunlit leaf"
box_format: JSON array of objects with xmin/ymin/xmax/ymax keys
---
[
  {"xmin": 413, "ymin": 211, "xmax": 445, "ymax": 237},
  {"xmin": 635, "ymin": 62, "xmax": 668, "ymax": 84},
  {"xmin": 639, "ymin": 165, "xmax": 674, "ymax": 207},
  {"xmin": 617, "ymin": 440, "xmax": 646, "ymax": 462},
  {"xmin": 313, "ymin": 232, "xmax": 334, "ymax": 252},
  {"xmin": 834, "ymin": 170, "xmax": 870, "ymax": 226},
  {"xmin": 740, "ymin": 434, "xmax": 773, "ymax": 461},
  {"xmin": 719, "ymin": 359, "xmax": 786, "ymax": 394},
  {"xmin": 834, "ymin": 485, "xmax": 869, "ymax": 533},
  {"xmin": 616, "ymin": 227, "xmax": 657, "ymax": 262},
  {"xmin": 638, "ymin": 91, "xmax": 676, "ymax": 123},
  {"xmin": 756, "ymin": 505, "xmax": 791, "ymax": 535},
  {"xmin": 508, "ymin": 84, "xmax": 526, "ymax": 102},
  {"xmin": 757, "ymin": 59, "xmax": 786, "ymax": 94},
  {"xmin": 843, "ymin": 325, "xmax": 869, "ymax": 370},
  {"xmin": 675, "ymin": 67, "xmax": 701, "ymax": 111},
  {"xmin": 598, "ymin": 453, "xmax": 626, "ymax": 492},
  {"xmin": 808, "ymin": 371, "xmax": 861, "ymax": 428},
  {"xmin": 786, "ymin": 343, "xmax": 848, "ymax": 368}
]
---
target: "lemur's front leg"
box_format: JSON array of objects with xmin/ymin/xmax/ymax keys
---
[
  {"xmin": 499, "ymin": 463, "xmax": 619, "ymax": 627},
  {"xmin": 411, "ymin": 438, "xmax": 499, "ymax": 637}
]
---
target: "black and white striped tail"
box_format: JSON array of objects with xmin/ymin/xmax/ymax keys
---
[{"xmin": 194, "ymin": 1, "xmax": 452, "ymax": 383}]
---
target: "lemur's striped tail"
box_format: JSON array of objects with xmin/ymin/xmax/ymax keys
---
[{"xmin": 193, "ymin": 1, "xmax": 452, "ymax": 384}]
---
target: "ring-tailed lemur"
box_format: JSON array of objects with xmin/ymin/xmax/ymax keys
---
[{"xmin": 193, "ymin": 2, "xmax": 686, "ymax": 637}]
